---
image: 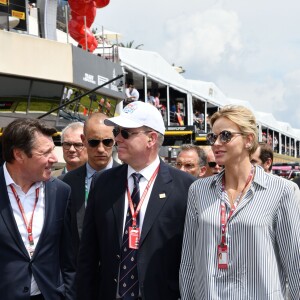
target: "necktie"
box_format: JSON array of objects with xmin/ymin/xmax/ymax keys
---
[{"xmin": 119, "ymin": 173, "xmax": 142, "ymax": 299}]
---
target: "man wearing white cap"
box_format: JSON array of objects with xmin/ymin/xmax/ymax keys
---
[{"xmin": 76, "ymin": 101, "xmax": 195, "ymax": 300}]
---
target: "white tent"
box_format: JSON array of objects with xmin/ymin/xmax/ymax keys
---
[
  {"xmin": 188, "ymin": 79, "xmax": 230, "ymax": 107},
  {"xmin": 118, "ymin": 47, "xmax": 190, "ymax": 94}
]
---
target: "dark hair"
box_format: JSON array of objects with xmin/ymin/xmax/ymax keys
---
[
  {"xmin": 178, "ymin": 144, "xmax": 207, "ymax": 167},
  {"xmin": 2, "ymin": 118, "xmax": 57, "ymax": 163},
  {"xmin": 259, "ymin": 142, "xmax": 273, "ymax": 171}
]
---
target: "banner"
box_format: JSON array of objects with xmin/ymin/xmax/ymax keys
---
[{"xmin": 72, "ymin": 46, "xmax": 124, "ymax": 100}]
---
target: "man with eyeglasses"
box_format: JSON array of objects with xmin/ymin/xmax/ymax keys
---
[
  {"xmin": 76, "ymin": 101, "xmax": 195, "ymax": 300},
  {"xmin": 202, "ymin": 148, "xmax": 222, "ymax": 177},
  {"xmin": 52, "ymin": 122, "xmax": 88, "ymax": 177},
  {"xmin": 62, "ymin": 113, "xmax": 120, "ymax": 261},
  {"xmin": 175, "ymin": 144, "xmax": 207, "ymax": 178}
]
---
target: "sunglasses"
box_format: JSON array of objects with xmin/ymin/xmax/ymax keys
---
[
  {"xmin": 87, "ymin": 138, "xmax": 114, "ymax": 148},
  {"xmin": 206, "ymin": 130, "xmax": 243, "ymax": 145},
  {"xmin": 174, "ymin": 162, "xmax": 195, "ymax": 170},
  {"xmin": 208, "ymin": 161, "xmax": 217, "ymax": 168},
  {"xmin": 62, "ymin": 142, "xmax": 84, "ymax": 151},
  {"xmin": 113, "ymin": 127, "xmax": 152, "ymax": 139}
]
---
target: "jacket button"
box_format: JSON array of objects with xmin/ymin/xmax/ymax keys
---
[
  {"xmin": 116, "ymin": 255, "xmax": 120, "ymax": 259},
  {"xmin": 23, "ymin": 287, "xmax": 29, "ymax": 293}
]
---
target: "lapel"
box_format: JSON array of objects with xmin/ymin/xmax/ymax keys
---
[
  {"xmin": 139, "ymin": 162, "xmax": 173, "ymax": 247},
  {"xmin": 32, "ymin": 178, "xmax": 56, "ymax": 258},
  {"xmin": 111, "ymin": 165, "xmax": 128, "ymax": 247},
  {"xmin": 0, "ymin": 167, "xmax": 31, "ymax": 258},
  {"xmin": 112, "ymin": 159, "xmax": 121, "ymax": 168},
  {"xmin": 75, "ymin": 166, "xmax": 87, "ymax": 233}
]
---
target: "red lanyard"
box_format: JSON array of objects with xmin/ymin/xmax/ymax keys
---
[
  {"xmin": 126, "ymin": 166, "xmax": 159, "ymax": 228},
  {"xmin": 220, "ymin": 166, "xmax": 254, "ymax": 245},
  {"xmin": 10, "ymin": 184, "xmax": 40, "ymax": 246}
]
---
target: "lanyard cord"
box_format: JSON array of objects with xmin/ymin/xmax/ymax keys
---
[
  {"xmin": 10, "ymin": 184, "xmax": 40, "ymax": 246},
  {"xmin": 220, "ymin": 165, "xmax": 254, "ymax": 245},
  {"xmin": 126, "ymin": 166, "xmax": 160, "ymax": 228}
]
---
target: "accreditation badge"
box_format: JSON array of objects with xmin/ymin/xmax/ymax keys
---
[
  {"xmin": 27, "ymin": 245, "xmax": 35, "ymax": 258},
  {"xmin": 218, "ymin": 244, "xmax": 228, "ymax": 269},
  {"xmin": 129, "ymin": 227, "xmax": 140, "ymax": 249}
]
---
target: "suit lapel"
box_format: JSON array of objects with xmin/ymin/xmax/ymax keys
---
[
  {"xmin": 75, "ymin": 166, "xmax": 87, "ymax": 236},
  {"xmin": 0, "ymin": 167, "xmax": 30, "ymax": 257},
  {"xmin": 32, "ymin": 179, "xmax": 55, "ymax": 258},
  {"xmin": 139, "ymin": 162, "xmax": 173, "ymax": 246},
  {"xmin": 112, "ymin": 165, "xmax": 128, "ymax": 247}
]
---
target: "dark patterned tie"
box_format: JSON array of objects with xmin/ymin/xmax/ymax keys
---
[{"xmin": 119, "ymin": 173, "xmax": 142, "ymax": 299}]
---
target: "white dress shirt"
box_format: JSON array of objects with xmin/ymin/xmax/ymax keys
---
[
  {"xmin": 180, "ymin": 166, "xmax": 300, "ymax": 300},
  {"xmin": 123, "ymin": 156, "xmax": 160, "ymax": 232},
  {"xmin": 4, "ymin": 163, "xmax": 45, "ymax": 296}
]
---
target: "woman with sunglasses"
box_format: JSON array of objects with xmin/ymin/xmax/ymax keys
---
[{"xmin": 180, "ymin": 105, "xmax": 300, "ymax": 300}]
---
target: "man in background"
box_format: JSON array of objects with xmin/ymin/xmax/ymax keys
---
[
  {"xmin": 0, "ymin": 118, "xmax": 75, "ymax": 299},
  {"xmin": 125, "ymin": 84, "xmax": 139, "ymax": 102},
  {"xmin": 146, "ymin": 90, "xmax": 155, "ymax": 105},
  {"xmin": 175, "ymin": 144, "xmax": 207, "ymax": 178},
  {"xmin": 62, "ymin": 113, "xmax": 119, "ymax": 259},
  {"xmin": 251, "ymin": 142, "xmax": 273, "ymax": 173},
  {"xmin": 52, "ymin": 122, "xmax": 88, "ymax": 177},
  {"xmin": 202, "ymin": 148, "xmax": 222, "ymax": 177}
]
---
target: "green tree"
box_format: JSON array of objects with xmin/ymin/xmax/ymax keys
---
[{"xmin": 118, "ymin": 40, "xmax": 144, "ymax": 49}]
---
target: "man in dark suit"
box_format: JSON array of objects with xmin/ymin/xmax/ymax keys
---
[
  {"xmin": 0, "ymin": 118, "xmax": 75, "ymax": 300},
  {"xmin": 293, "ymin": 176, "xmax": 300, "ymax": 188},
  {"xmin": 76, "ymin": 102, "xmax": 195, "ymax": 300},
  {"xmin": 62, "ymin": 112, "xmax": 120, "ymax": 259}
]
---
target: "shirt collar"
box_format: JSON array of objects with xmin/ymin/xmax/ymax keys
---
[
  {"xmin": 3, "ymin": 162, "xmax": 43, "ymax": 191},
  {"xmin": 252, "ymin": 165, "xmax": 268, "ymax": 189},
  {"xmin": 86, "ymin": 162, "xmax": 97, "ymax": 179},
  {"xmin": 86, "ymin": 158, "xmax": 114, "ymax": 179},
  {"xmin": 211, "ymin": 165, "xmax": 267, "ymax": 191},
  {"xmin": 127, "ymin": 156, "xmax": 160, "ymax": 181}
]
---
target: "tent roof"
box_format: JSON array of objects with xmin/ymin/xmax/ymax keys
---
[
  {"xmin": 187, "ymin": 79, "xmax": 230, "ymax": 106},
  {"xmin": 118, "ymin": 47, "xmax": 300, "ymax": 138},
  {"xmin": 255, "ymin": 111, "xmax": 279, "ymax": 130},
  {"xmin": 118, "ymin": 47, "xmax": 190, "ymax": 94}
]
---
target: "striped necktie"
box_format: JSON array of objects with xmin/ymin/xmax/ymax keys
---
[{"xmin": 119, "ymin": 173, "xmax": 142, "ymax": 299}]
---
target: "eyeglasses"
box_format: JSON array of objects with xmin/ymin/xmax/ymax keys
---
[
  {"xmin": 113, "ymin": 127, "xmax": 152, "ymax": 139},
  {"xmin": 208, "ymin": 161, "xmax": 217, "ymax": 168},
  {"xmin": 206, "ymin": 130, "xmax": 243, "ymax": 145},
  {"xmin": 174, "ymin": 162, "xmax": 195, "ymax": 170},
  {"xmin": 62, "ymin": 142, "xmax": 84, "ymax": 151},
  {"xmin": 87, "ymin": 139, "xmax": 114, "ymax": 148}
]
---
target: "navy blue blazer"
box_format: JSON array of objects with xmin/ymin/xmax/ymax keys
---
[
  {"xmin": 61, "ymin": 160, "xmax": 120, "ymax": 260},
  {"xmin": 76, "ymin": 160, "xmax": 195, "ymax": 300},
  {"xmin": 0, "ymin": 166, "xmax": 76, "ymax": 300}
]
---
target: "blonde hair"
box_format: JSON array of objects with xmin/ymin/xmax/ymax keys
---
[{"xmin": 210, "ymin": 105, "xmax": 258, "ymax": 155}]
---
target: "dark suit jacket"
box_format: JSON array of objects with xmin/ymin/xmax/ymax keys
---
[
  {"xmin": 293, "ymin": 176, "xmax": 300, "ymax": 188},
  {"xmin": 0, "ymin": 166, "xmax": 76, "ymax": 300},
  {"xmin": 76, "ymin": 161, "xmax": 195, "ymax": 300},
  {"xmin": 61, "ymin": 160, "xmax": 120, "ymax": 259}
]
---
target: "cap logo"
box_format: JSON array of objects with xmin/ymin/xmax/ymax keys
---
[{"xmin": 123, "ymin": 102, "xmax": 138, "ymax": 114}]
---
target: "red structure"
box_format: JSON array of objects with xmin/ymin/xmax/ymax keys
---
[{"xmin": 68, "ymin": 0, "xmax": 110, "ymax": 52}]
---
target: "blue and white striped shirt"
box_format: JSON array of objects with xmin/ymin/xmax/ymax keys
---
[{"xmin": 180, "ymin": 166, "xmax": 300, "ymax": 300}]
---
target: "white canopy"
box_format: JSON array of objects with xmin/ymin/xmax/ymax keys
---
[{"xmin": 118, "ymin": 47, "xmax": 190, "ymax": 94}]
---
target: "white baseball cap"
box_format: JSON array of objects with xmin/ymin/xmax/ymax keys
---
[{"xmin": 104, "ymin": 101, "xmax": 165, "ymax": 135}]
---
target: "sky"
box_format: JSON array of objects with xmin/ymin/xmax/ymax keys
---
[{"xmin": 94, "ymin": 0, "xmax": 300, "ymax": 129}]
